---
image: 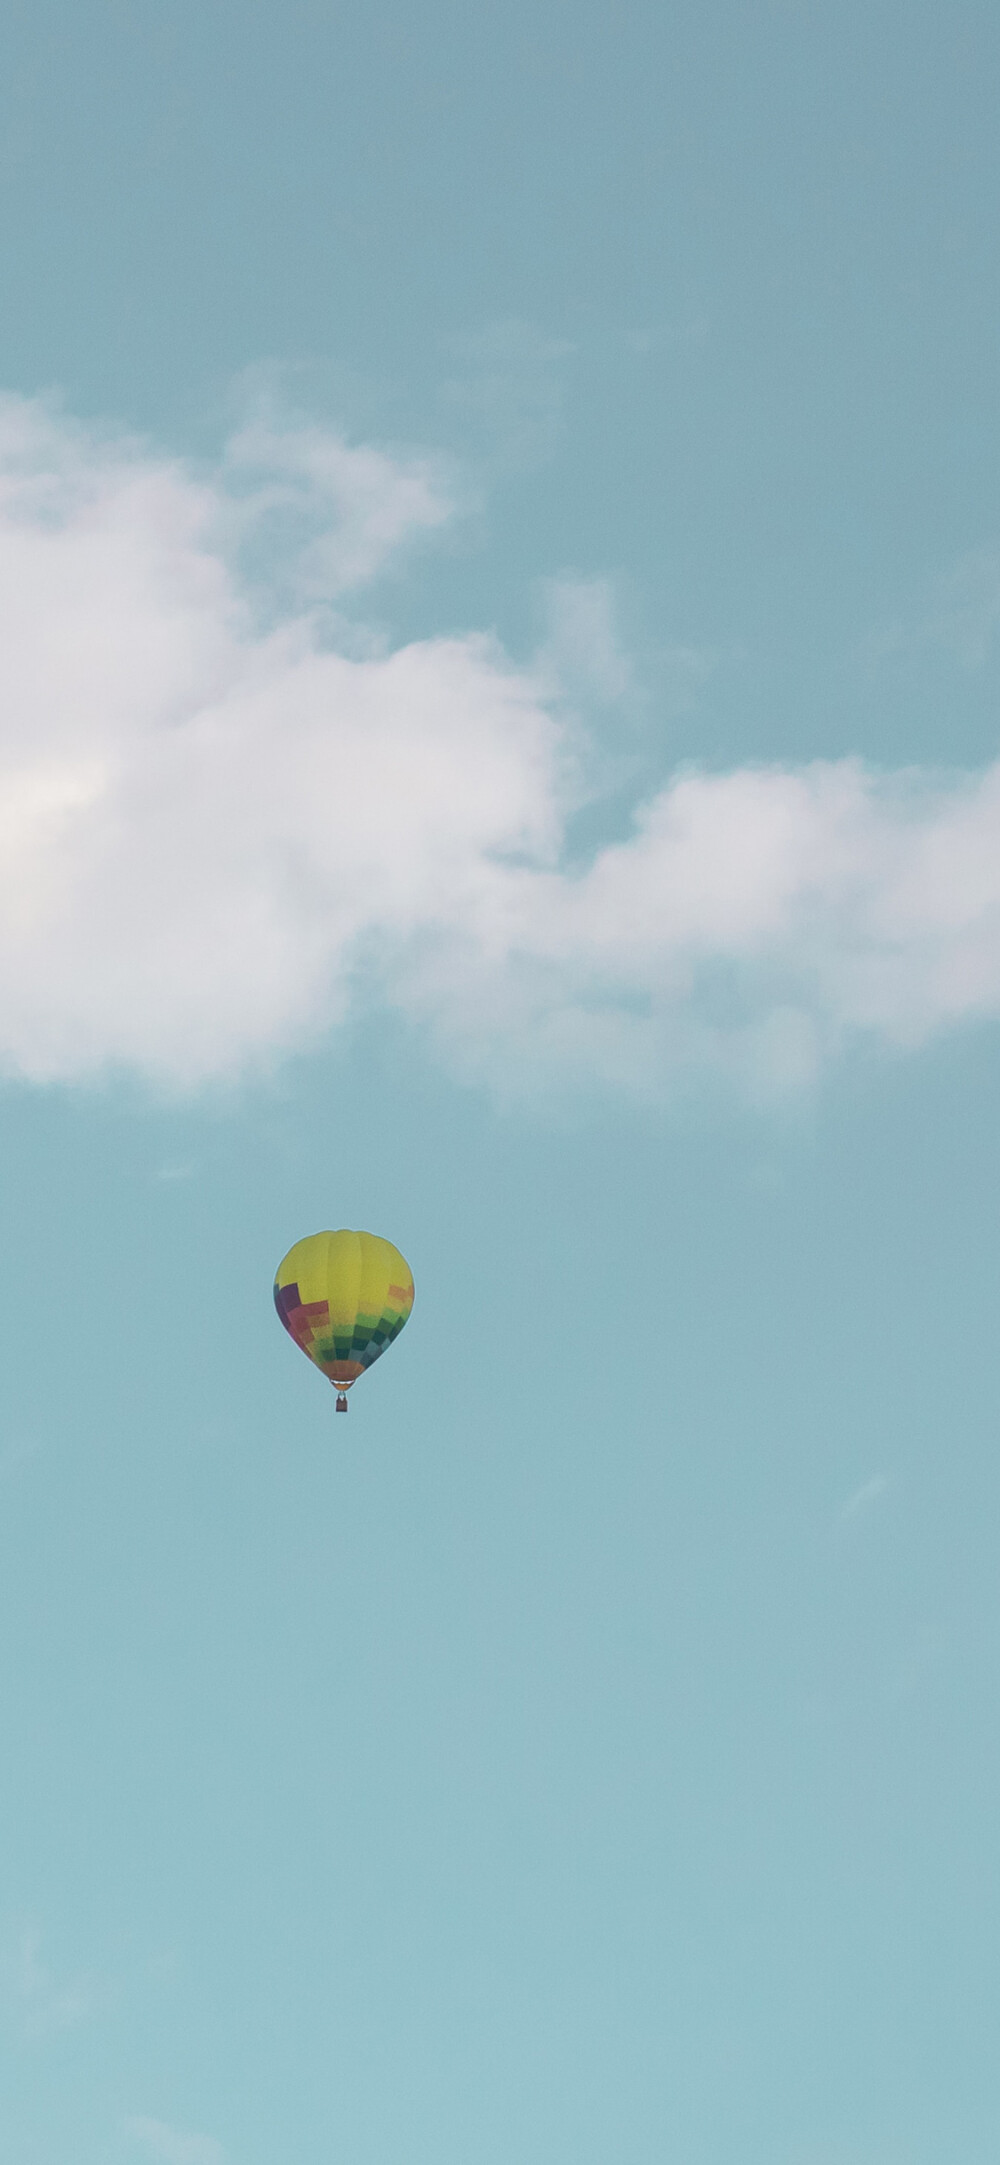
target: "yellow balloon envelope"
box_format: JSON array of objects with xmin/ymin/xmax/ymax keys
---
[{"xmin": 274, "ymin": 1229, "xmax": 414, "ymax": 1411}]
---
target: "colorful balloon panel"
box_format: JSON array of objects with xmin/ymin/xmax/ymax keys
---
[{"xmin": 274, "ymin": 1229, "xmax": 414, "ymax": 1390}]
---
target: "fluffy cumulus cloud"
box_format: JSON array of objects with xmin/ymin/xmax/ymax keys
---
[{"xmin": 1, "ymin": 389, "xmax": 1000, "ymax": 1101}]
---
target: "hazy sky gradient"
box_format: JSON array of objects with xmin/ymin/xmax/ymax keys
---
[{"xmin": 2, "ymin": 4, "xmax": 1000, "ymax": 2161}]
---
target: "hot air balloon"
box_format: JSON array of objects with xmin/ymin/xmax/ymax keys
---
[{"xmin": 273, "ymin": 1229, "xmax": 414, "ymax": 1412}]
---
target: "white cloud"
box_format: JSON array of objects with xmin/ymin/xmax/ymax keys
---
[
  {"xmin": 1, "ymin": 390, "xmax": 1000, "ymax": 1102},
  {"xmin": 0, "ymin": 1925, "xmax": 95, "ymax": 2041},
  {"xmin": 440, "ymin": 318, "xmax": 571, "ymax": 472},
  {"xmin": 931, "ymin": 546, "xmax": 1000, "ymax": 669},
  {"xmin": 538, "ymin": 576, "xmax": 636, "ymax": 707},
  {"xmin": 838, "ymin": 1475, "xmax": 890, "ymax": 1521},
  {"xmin": 223, "ymin": 396, "xmax": 454, "ymax": 600},
  {"xmin": 125, "ymin": 2117, "xmax": 226, "ymax": 2165}
]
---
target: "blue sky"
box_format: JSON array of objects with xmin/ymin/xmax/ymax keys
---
[{"xmin": 2, "ymin": 3, "xmax": 1000, "ymax": 2160}]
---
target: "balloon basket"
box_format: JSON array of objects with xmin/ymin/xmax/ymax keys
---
[{"xmin": 335, "ymin": 1393, "xmax": 349, "ymax": 1413}]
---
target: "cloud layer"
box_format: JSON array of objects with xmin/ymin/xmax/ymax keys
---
[{"xmin": 1, "ymin": 390, "xmax": 999, "ymax": 1100}]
